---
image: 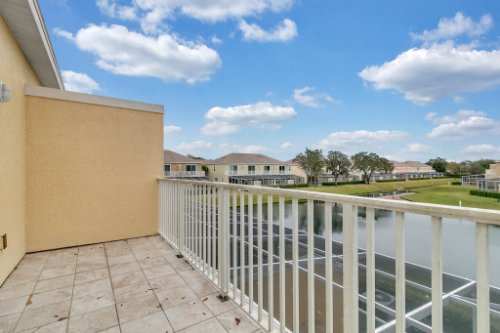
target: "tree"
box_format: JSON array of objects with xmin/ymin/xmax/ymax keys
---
[
  {"xmin": 351, "ymin": 152, "xmax": 392, "ymax": 184},
  {"xmin": 470, "ymin": 159, "xmax": 495, "ymax": 175},
  {"xmin": 325, "ymin": 150, "xmax": 351, "ymax": 185},
  {"xmin": 295, "ymin": 148, "xmax": 325, "ymax": 184},
  {"xmin": 426, "ymin": 157, "xmax": 447, "ymax": 173},
  {"xmin": 446, "ymin": 161, "xmax": 461, "ymax": 175}
]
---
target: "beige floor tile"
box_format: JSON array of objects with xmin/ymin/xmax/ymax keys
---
[
  {"xmin": 2, "ymin": 270, "xmax": 39, "ymax": 287},
  {"xmin": 111, "ymin": 271, "xmax": 146, "ymax": 290},
  {"xmin": 107, "ymin": 255, "xmax": 135, "ymax": 267},
  {"xmin": 170, "ymin": 259, "xmax": 193, "ymax": 272},
  {"xmin": 76, "ymin": 256, "xmax": 107, "ymax": 273},
  {"xmin": 120, "ymin": 311, "xmax": 172, "ymax": 333},
  {"xmin": 15, "ymin": 300, "xmax": 70, "ymax": 332},
  {"xmin": 74, "ymin": 268, "xmax": 108, "ymax": 285},
  {"xmin": 164, "ymin": 299, "xmax": 212, "ymax": 331},
  {"xmin": 178, "ymin": 317, "xmax": 228, "ymax": 333},
  {"xmin": 149, "ymin": 274, "xmax": 187, "ymax": 292},
  {"xmin": 132, "ymin": 250, "xmax": 161, "ymax": 261},
  {"xmin": 97, "ymin": 326, "xmax": 120, "ymax": 333},
  {"xmin": 179, "ymin": 269, "xmax": 206, "ymax": 284},
  {"xmin": 143, "ymin": 264, "xmax": 176, "ymax": 280},
  {"xmin": 33, "ymin": 274, "xmax": 74, "ymax": 294},
  {"xmin": 138, "ymin": 256, "xmax": 167, "ymax": 270},
  {"xmin": 155, "ymin": 285, "xmax": 198, "ymax": 309},
  {"xmin": 0, "ymin": 281, "xmax": 36, "ymax": 301},
  {"xmin": 70, "ymin": 291, "xmax": 115, "ymax": 316},
  {"xmin": 73, "ymin": 278, "xmax": 112, "ymax": 299},
  {"xmin": 115, "ymin": 293, "xmax": 160, "ymax": 324},
  {"xmin": 26, "ymin": 286, "xmax": 73, "ymax": 309},
  {"xmin": 113, "ymin": 280, "xmax": 154, "ymax": 301},
  {"xmin": 39, "ymin": 265, "xmax": 76, "ymax": 280},
  {"xmin": 0, "ymin": 312, "xmax": 22, "ymax": 333},
  {"xmin": 109, "ymin": 261, "xmax": 140, "ymax": 278},
  {"xmin": 217, "ymin": 308, "xmax": 260, "ymax": 333},
  {"xmin": 19, "ymin": 319, "xmax": 68, "ymax": 333},
  {"xmin": 189, "ymin": 278, "xmax": 218, "ymax": 297},
  {"xmin": 78, "ymin": 244, "xmax": 105, "ymax": 256},
  {"xmin": 201, "ymin": 293, "xmax": 236, "ymax": 316},
  {"xmin": 0, "ymin": 295, "xmax": 29, "ymax": 317},
  {"xmin": 68, "ymin": 305, "xmax": 118, "ymax": 333}
]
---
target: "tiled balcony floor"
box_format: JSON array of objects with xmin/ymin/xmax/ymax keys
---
[{"xmin": 0, "ymin": 235, "xmax": 262, "ymax": 333}]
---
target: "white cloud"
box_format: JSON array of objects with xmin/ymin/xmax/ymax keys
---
[
  {"xmin": 427, "ymin": 110, "xmax": 500, "ymax": 139},
  {"xmin": 292, "ymin": 86, "xmax": 338, "ymax": 108},
  {"xmin": 219, "ymin": 143, "xmax": 269, "ymax": 154},
  {"xmin": 201, "ymin": 101, "xmax": 296, "ymax": 136},
  {"xmin": 411, "ymin": 12, "xmax": 493, "ymax": 43},
  {"xmin": 97, "ymin": 0, "xmax": 293, "ymax": 33},
  {"xmin": 462, "ymin": 144, "xmax": 500, "ymax": 155},
  {"xmin": 426, "ymin": 109, "xmax": 486, "ymax": 125},
  {"xmin": 164, "ymin": 125, "xmax": 182, "ymax": 134},
  {"xmin": 318, "ymin": 130, "xmax": 408, "ymax": 149},
  {"xmin": 57, "ymin": 24, "xmax": 221, "ymax": 84},
  {"xmin": 359, "ymin": 42, "xmax": 500, "ymax": 104},
  {"xmin": 177, "ymin": 140, "xmax": 213, "ymax": 151},
  {"xmin": 406, "ymin": 143, "xmax": 431, "ymax": 153},
  {"xmin": 61, "ymin": 70, "xmax": 99, "ymax": 93},
  {"xmin": 280, "ymin": 142, "xmax": 294, "ymax": 150},
  {"xmin": 239, "ymin": 18, "xmax": 297, "ymax": 42},
  {"xmin": 211, "ymin": 35, "xmax": 223, "ymax": 45}
]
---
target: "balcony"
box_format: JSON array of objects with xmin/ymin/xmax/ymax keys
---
[
  {"xmin": 165, "ymin": 171, "xmax": 207, "ymax": 178},
  {"xmin": 226, "ymin": 170, "xmax": 291, "ymax": 176},
  {"xmin": 158, "ymin": 178, "xmax": 500, "ymax": 333},
  {"xmin": 0, "ymin": 236, "xmax": 260, "ymax": 332}
]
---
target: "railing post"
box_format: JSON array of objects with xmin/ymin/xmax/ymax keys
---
[
  {"xmin": 177, "ymin": 182, "xmax": 185, "ymax": 257},
  {"xmin": 218, "ymin": 187, "xmax": 230, "ymax": 299},
  {"xmin": 343, "ymin": 204, "xmax": 358, "ymax": 333}
]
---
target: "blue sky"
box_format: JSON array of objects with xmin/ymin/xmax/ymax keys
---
[{"xmin": 41, "ymin": 0, "xmax": 500, "ymax": 162}]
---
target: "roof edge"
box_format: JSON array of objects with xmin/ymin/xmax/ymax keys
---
[{"xmin": 25, "ymin": 85, "xmax": 164, "ymax": 114}]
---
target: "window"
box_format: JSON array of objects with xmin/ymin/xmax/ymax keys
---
[
  {"xmin": 186, "ymin": 164, "xmax": 196, "ymax": 172},
  {"xmin": 279, "ymin": 165, "xmax": 285, "ymax": 174},
  {"xmin": 264, "ymin": 165, "xmax": 270, "ymax": 174},
  {"xmin": 229, "ymin": 165, "xmax": 237, "ymax": 174},
  {"xmin": 248, "ymin": 165, "xmax": 255, "ymax": 174},
  {"xmin": 164, "ymin": 164, "xmax": 171, "ymax": 175}
]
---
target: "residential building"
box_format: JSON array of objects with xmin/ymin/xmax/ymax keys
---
[
  {"xmin": 485, "ymin": 161, "xmax": 500, "ymax": 179},
  {"xmin": 163, "ymin": 150, "xmax": 207, "ymax": 179},
  {"xmin": 206, "ymin": 153, "xmax": 304, "ymax": 186},
  {"xmin": 467, "ymin": 161, "xmax": 500, "ymax": 192}
]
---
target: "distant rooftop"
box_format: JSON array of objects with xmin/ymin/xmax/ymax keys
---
[
  {"xmin": 208, "ymin": 153, "xmax": 285, "ymax": 165},
  {"xmin": 391, "ymin": 160, "xmax": 431, "ymax": 168},
  {"xmin": 164, "ymin": 150, "xmax": 203, "ymax": 164}
]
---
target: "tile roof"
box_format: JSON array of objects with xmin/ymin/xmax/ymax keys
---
[
  {"xmin": 164, "ymin": 150, "xmax": 203, "ymax": 164},
  {"xmin": 207, "ymin": 153, "xmax": 285, "ymax": 165}
]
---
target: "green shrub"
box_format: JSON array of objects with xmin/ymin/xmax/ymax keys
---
[
  {"xmin": 470, "ymin": 189, "xmax": 500, "ymax": 199},
  {"xmin": 278, "ymin": 183, "xmax": 309, "ymax": 189},
  {"xmin": 322, "ymin": 180, "xmax": 364, "ymax": 186},
  {"xmin": 451, "ymin": 181, "xmax": 462, "ymax": 185}
]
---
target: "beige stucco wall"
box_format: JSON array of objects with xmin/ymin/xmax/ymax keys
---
[
  {"xmin": 206, "ymin": 163, "xmax": 289, "ymax": 182},
  {"xmin": 486, "ymin": 162, "xmax": 500, "ymax": 179},
  {"xmin": 0, "ymin": 16, "xmax": 41, "ymax": 284},
  {"xmin": 25, "ymin": 96, "xmax": 163, "ymax": 252}
]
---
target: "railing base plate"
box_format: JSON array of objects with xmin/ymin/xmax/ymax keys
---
[
  {"xmin": 176, "ymin": 254, "xmax": 184, "ymax": 258},
  {"xmin": 217, "ymin": 294, "xmax": 230, "ymax": 303}
]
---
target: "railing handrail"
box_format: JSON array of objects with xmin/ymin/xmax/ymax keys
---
[
  {"xmin": 157, "ymin": 177, "xmax": 500, "ymax": 225},
  {"xmin": 164, "ymin": 171, "xmax": 206, "ymax": 177}
]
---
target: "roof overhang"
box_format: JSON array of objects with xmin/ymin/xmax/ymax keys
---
[{"xmin": 0, "ymin": 0, "xmax": 64, "ymax": 89}]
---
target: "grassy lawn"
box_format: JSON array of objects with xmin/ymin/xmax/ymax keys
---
[
  {"xmin": 304, "ymin": 178, "xmax": 454, "ymax": 196},
  {"xmin": 402, "ymin": 185, "xmax": 500, "ymax": 211}
]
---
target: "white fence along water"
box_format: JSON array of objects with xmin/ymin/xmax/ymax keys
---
[{"xmin": 158, "ymin": 178, "xmax": 500, "ymax": 333}]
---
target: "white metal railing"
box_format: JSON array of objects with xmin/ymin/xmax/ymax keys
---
[
  {"xmin": 225, "ymin": 170, "xmax": 291, "ymax": 176},
  {"xmin": 164, "ymin": 170, "xmax": 206, "ymax": 178},
  {"xmin": 158, "ymin": 178, "xmax": 500, "ymax": 333}
]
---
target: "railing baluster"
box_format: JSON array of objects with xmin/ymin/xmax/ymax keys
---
[
  {"xmin": 232, "ymin": 190, "xmax": 238, "ymax": 298},
  {"xmin": 395, "ymin": 211, "xmax": 405, "ymax": 333},
  {"xmin": 212, "ymin": 187, "xmax": 217, "ymax": 281},
  {"xmin": 343, "ymin": 204, "xmax": 358, "ymax": 333},
  {"xmin": 257, "ymin": 193, "xmax": 264, "ymax": 323},
  {"xmin": 220, "ymin": 188, "xmax": 230, "ymax": 296},
  {"xmin": 279, "ymin": 196, "xmax": 286, "ymax": 333},
  {"xmin": 307, "ymin": 199, "xmax": 315, "ymax": 333},
  {"xmin": 366, "ymin": 207, "xmax": 376, "ymax": 333},
  {"xmin": 240, "ymin": 190, "xmax": 246, "ymax": 307},
  {"xmin": 203, "ymin": 185, "xmax": 207, "ymax": 275},
  {"xmin": 431, "ymin": 216, "xmax": 443, "ymax": 333},
  {"xmin": 248, "ymin": 192, "xmax": 254, "ymax": 316},
  {"xmin": 292, "ymin": 198, "xmax": 299, "ymax": 333},
  {"xmin": 267, "ymin": 194, "xmax": 274, "ymax": 331},
  {"xmin": 207, "ymin": 186, "xmax": 212, "ymax": 276},
  {"xmin": 476, "ymin": 222, "xmax": 490, "ymax": 333},
  {"xmin": 325, "ymin": 201, "xmax": 333, "ymax": 332},
  {"xmin": 179, "ymin": 183, "xmax": 185, "ymax": 256}
]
